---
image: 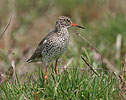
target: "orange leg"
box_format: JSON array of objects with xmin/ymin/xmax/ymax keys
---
[
  {"xmin": 44, "ymin": 67, "xmax": 48, "ymax": 84},
  {"xmin": 54, "ymin": 60, "xmax": 58, "ymax": 75}
]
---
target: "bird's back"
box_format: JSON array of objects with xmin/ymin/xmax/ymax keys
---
[{"xmin": 27, "ymin": 30, "xmax": 56, "ymax": 63}]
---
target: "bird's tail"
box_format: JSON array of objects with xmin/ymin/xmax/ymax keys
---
[{"xmin": 27, "ymin": 58, "xmax": 33, "ymax": 63}]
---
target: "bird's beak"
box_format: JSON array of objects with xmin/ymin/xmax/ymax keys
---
[{"xmin": 71, "ymin": 22, "xmax": 85, "ymax": 29}]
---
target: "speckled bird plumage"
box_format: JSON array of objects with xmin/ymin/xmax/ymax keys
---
[
  {"xmin": 27, "ymin": 16, "xmax": 84, "ymax": 84},
  {"xmin": 27, "ymin": 16, "xmax": 71, "ymax": 66}
]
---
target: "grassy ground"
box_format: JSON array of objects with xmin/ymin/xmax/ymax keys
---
[
  {"xmin": 0, "ymin": 64, "xmax": 119, "ymax": 100},
  {"xmin": 0, "ymin": 0, "xmax": 126, "ymax": 99}
]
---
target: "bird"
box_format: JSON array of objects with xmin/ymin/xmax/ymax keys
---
[{"xmin": 27, "ymin": 16, "xmax": 84, "ymax": 84}]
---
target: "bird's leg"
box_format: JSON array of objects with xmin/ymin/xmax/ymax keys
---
[
  {"xmin": 54, "ymin": 59, "xmax": 58, "ymax": 75},
  {"xmin": 44, "ymin": 67, "xmax": 48, "ymax": 84}
]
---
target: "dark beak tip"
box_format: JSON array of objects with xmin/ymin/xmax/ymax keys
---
[{"xmin": 77, "ymin": 25, "xmax": 85, "ymax": 29}]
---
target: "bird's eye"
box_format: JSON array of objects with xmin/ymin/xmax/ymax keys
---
[{"xmin": 67, "ymin": 19, "xmax": 70, "ymax": 22}]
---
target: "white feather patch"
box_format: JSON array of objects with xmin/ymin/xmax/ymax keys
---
[{"xmin": 43, "ymin": 39, "xmax": 47, "ymax": 44}]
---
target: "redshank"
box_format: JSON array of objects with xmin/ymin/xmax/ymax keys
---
[{"xmin": 27, "ymin": 16, "xmax": 84, "ymax": 84}]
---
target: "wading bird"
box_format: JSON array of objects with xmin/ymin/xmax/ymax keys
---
[{"xmin": 27, "ymin": 16, "xmax": 84, "ymax": 84}]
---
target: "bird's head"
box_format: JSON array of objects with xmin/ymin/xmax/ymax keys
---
[{"xmin": 55, "ymin": 16, "xmax": 85, "ymax": 30}]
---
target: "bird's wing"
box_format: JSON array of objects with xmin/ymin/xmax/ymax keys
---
[{"xmin": 27, "ymin": 30, "xmax": 55, "ymax": 63}]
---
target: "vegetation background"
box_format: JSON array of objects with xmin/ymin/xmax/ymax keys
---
[{"xmin": 0, "ymin": 0, "xmax": 126, "ymax": 99}]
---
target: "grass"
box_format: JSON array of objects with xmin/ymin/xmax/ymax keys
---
[{"xmin": 0, "ymin": 60, "xmax": 119, "ymax": 100}]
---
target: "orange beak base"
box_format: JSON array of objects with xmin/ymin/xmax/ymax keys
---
[{"xmin": 71, "ymin": 22, "xmax": 85, "ymax": 29}]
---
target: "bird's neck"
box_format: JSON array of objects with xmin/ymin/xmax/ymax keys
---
[
  {"xmin": 55, "ymin": 24, "xmax": 69, "ymax": 39},
  {"xmin": 55, "ymin": 25, "xmax": 67, "ymax": 33},
  {"xmin": 55, "ymin": 27, "xmax": 68, "ymax": 35},
  {"xmin": 55, "ymin": 21, "xmax": 68, "ymax": 33}
]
